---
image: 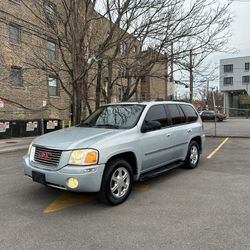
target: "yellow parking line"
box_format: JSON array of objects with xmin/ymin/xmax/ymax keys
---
[
  {"xmin": 43, "ymin": 192, "xmax": 95, "ymax": 214},
  {"xmin": 207, "ymin": 137, "xmax": 229, "ymax": 159},
  {"xmin": 43, "ymin": 184, "xmax": 150, "ymax": 214},
  {"xmin": 134, "ymin": 183, "xmax": 149, "ymax": 192}
]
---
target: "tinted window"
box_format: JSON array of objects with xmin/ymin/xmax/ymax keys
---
[
  {"xmin": 180, "ymin": 105, "xmax": 198, "ymax": 123},
  {"xmin": 144, "ymin": 105, "xmax": 169, "ymax": 127},
  {"xmin": 167, "ymin": 104, "xmax": 185, "ymax": 125}
]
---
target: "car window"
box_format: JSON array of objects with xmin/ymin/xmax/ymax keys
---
[
  {"xmin": 81, "ymin": 104, "xmax": 145, "ymax": 129},
  {"xmin": 180, "ymin": 104, "xmax": 198, "ymax": 123},
  {"xmin": 144, "ymin": 105, "xmax": 169, "ymax": 128},
  {"xmin": 167, "ymin": 104, "xmax": 186, "ymax": 125}
]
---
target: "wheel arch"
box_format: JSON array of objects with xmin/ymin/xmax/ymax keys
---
[
  {"xmin": 190, "ymin": 136, "xmax": 202, "ymax": 153},
  {"xmin": 105, "ymin": 151, "xmax": 139, "ymax": 179}
]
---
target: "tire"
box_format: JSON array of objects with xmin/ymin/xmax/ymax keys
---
[
  {"xmin": 98, "ymin": 158, "xmax": 133, "ymax": 205},
  {"xmin": 184, "ymin": 141, "xmax": 200, "ymax": 169}
]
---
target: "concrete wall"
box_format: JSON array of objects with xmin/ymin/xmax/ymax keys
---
[{"xmin": 220, "ymin": 56, "xmax": 250, "ymax": 95}]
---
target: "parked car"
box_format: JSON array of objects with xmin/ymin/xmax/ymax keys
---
[
  {"xmin": 200, "ymin": 110, "xmax": 226, "ymax": 122},
  {"xmin": 23, "ymin": 101, "xmax": 205, "ymax": 205}
]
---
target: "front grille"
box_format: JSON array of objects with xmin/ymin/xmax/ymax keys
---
[{"xmin": 34, "ymin": 146, "xmax": 62, "ymax": 167}]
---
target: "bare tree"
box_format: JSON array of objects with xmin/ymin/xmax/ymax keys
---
[{"xmin": 3, "ymin": 0, "xmax": 232, "ymax": 124}]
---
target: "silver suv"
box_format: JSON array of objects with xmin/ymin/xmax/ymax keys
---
[{"xmin": 23, "ymin": 101, "xmax": 205, "ymax": 205}]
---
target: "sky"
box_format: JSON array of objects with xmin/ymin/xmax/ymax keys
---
[
  {"xmin": 208, "ymin": 0, "xmax": 250, "ymax": 85},
  {"xmin": 176, "ymin": 0, "xmax": 250, "ymax": 98},
  {"xmin": 211, "ymin": 0, "xmax": 250, "ymax": 58}
]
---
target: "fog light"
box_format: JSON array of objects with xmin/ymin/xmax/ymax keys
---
[{"xmin": 67, "ymin": 178, "xmax": 79, "ymax": 189}]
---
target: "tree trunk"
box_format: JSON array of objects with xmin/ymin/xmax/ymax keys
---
[
  {"xmin": 107, "ymin": 60, "xmax": 113, "ymax": 103},
  {"xmin": 95, "ymin": 59, "xmax": 103, "ymax": 110}
]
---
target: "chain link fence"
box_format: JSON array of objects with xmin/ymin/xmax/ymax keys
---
[{"xmin": 200, "ymin": 107, "xmax": 250, "ymax": 138}]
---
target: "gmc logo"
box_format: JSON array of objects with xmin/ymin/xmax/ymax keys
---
[{"xmin": 37, "ymin": 152, "xmax": 51, "ymax": 159}]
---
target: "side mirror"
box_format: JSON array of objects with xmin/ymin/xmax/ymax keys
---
[{"xmin": 141, "ymin": 120, "xmax": 161, "ymax": 133}]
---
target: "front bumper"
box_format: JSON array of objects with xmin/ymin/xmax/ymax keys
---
[{"xmin": 23, "ymin": 155, "xmax": 105, "ymax": 192}]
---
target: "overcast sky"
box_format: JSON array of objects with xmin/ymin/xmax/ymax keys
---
[
  {"xmin": 209, "ymin": 0, "xmax": 250, "ymax": 64},
  {"xmin": 203, "ymin": 0, "xmax": 250, "ymax": 89},
  {"xmin": 176, "ymin": 0, "xmax": 250, "ymax": 96}
]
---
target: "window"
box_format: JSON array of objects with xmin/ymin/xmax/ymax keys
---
[
  {"xmin": 144, "ymin": 105, "xmax": 169, "ymax": 128},
  {"xmin": 180, "ymin": 104, "xmax": 198, "ymax": 123},
  {"xmin": 224, "ymin": 64, "xmax": 233, "ymax": 73},
  {"xmin": 167, "ymin": 104, "xmax": 185, "ymax": 125},
  {"xmin": 9, "ymin": 24, "xmax": 21, "ymax": 44},
  {"xmin": 245, "ymin": 63, "xmax": 249, "ymax": 71},
  {"xmin": 242, "ymin": 76, "xmax": 250, "ymax": 84},
  {"xmin": 223, "ymin": 77, "xmax": 233, "ymax": 85},
  {"xmin": 48, "ymin": 41, "xmax": 56, "ymax": 60},
  {"xmin": 119, "ymin": 41, "xmax": 127, "ymax": 54},
  {"xmin": 48, "ymin": 76, "xmax": 58, "ymax": 96},
  {"xmin": 82, "ymin": 105, "xmax": 145, "ymax": 129},
  {"xmin": 44, "ymin": 0, "xmax": 56, "ymax": 19},
  {"xmin": 10, "ymin": 66, "xmax": 22, "ymax": 86},
  {"xmin": 132, "ymin": 46, "xmax": 137, "ymax": 54},
  {"xmin": 118, "ymin": 87, "xmax": 123, "ymax": 101},
  {"xmin": 9, "ymin": 0, "xmax": 20, "ymax": 3}
]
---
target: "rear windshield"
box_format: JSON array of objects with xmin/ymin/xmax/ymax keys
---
[{"xmin": 79, "ymin": 104, "xmax": 145, "ymax": 129}]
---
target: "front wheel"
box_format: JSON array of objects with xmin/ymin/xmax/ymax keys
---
[
  {"xmin": 98, "ymin": 159, "xmax": 133, "ymax": 205},
  {"xmin": 184, "ymin": 141, "xmax": 200, "ymax": 169}
]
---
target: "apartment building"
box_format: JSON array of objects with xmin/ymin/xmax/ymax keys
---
[
  {"xmin": 0, "ymin": 0, "xmax": 173, "ymax": 137},
  {"xmin": 220, "ymin": 56, "xmax": 250, "ymax": 117}
]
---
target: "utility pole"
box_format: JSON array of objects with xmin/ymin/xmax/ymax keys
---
[
  {"xmin": 206, "ymin": 80, "xmax": 209, "ymax": 106},
  {"xmin": 164, "ymin": 52, "xmax": 168, "ymax": 100},
  {"xmin": 170, "ymin": 42, "xmax": 174, "ymax": 83},
  {"xmin": 211, "ymin": 87, "xmax": 217, "ymax": 137},
  {"xmin": 189, "ymin": 49, "xmax": 193, "ymax": 103}
]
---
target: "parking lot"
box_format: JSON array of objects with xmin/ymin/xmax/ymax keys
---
[
  {"xmin": 1, "ymin": 137, "xmax": 250, "ymax": 250},
  {"xmin": 204, "ymin": 118, "xmax": 250, "ymax": 137}
]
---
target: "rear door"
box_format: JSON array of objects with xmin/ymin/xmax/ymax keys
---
[
  {"xmin": 165, "ymin": 104, "xmax": 189, "ymax": 161},
  {"xmin": 140, "ymin": 104, "xmax": 174, "ymax": 172}
]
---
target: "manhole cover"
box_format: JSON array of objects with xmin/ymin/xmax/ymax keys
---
[{"xmin": 6, "ymin": 141, "xmax": 18, "ymax": 144}]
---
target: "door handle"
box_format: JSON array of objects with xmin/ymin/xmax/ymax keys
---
[
  {"xmin": 166, "ymin": 134, "xmax": 171, "ymax": 137},
  {"xmin": 187, "ymin": 129, "xmax": 192, "ymax": 133}
]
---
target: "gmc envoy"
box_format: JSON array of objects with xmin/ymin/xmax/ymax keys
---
[{"xmin": 23, "ymin": 101, "xmax": 205, "ymax": 205}]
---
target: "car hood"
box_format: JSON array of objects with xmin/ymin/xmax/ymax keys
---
[{"xmin": 32, "ymin": 127, "xmax": 123, "ymax": 150}]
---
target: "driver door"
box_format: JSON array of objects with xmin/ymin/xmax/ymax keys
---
[{"xmin": 140, "ymin": 105, "xmax": 174, "ymax": 173}]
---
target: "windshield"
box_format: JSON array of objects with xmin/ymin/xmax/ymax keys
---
[{"xmin": 80, "ymin": 104, "xmax": 145, "ymax": 129}]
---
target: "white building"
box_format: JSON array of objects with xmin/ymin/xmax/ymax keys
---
[{"xmin": 220, "ymin": 56, "xmax": 250, "ymax": 117}]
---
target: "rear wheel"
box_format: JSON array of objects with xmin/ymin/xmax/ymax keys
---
[
  {"xmin": 184, "ymin": 141, "xmax": 200, "ymax": 169},
  {"xmin": 98, "ymin": 159, "xmax": 133, "ymax": 205}
]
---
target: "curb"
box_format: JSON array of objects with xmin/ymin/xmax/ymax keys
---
[{"xmin": 206, "ymin": 135, "xmax": 250, "ymax": 139}]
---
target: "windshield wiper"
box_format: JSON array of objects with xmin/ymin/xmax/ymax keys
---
[{"xmin": 95, "ymin": 124, "xmax": 120, "ymax": 129}]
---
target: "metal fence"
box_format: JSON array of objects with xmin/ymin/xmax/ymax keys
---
[{"xmin": 200, "ymin": 107, "xmax": 250, "ymax": 138}]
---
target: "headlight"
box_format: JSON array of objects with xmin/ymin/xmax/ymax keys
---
[
  {"xmin": 69, "ymin": 149, "xmax": 98, "ymax": 165},
  {"xmin": 28, "ymin": 143, "xmax": 33, "ymax": 155}
]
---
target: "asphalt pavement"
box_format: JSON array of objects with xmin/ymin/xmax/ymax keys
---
[
  {"xmin": 0, "ymin": 137, "xmax": 250, "ymax": 249},
  {"xmin": 204, "ymin": 118, "xmax": 250, "ymax": 137},
  {"xmin": 0, "ymin": 137, "xmax": 33, "ymax": 154}
]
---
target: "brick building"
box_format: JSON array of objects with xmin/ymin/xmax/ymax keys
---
[{"xmin": 0, "ymin": 0, "xmax": 174, "ymax": 137}]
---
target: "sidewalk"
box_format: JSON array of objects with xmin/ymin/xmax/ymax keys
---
[{"xmin": 0, "ymin": 136, "xmax": 35, "ymax": 154}]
